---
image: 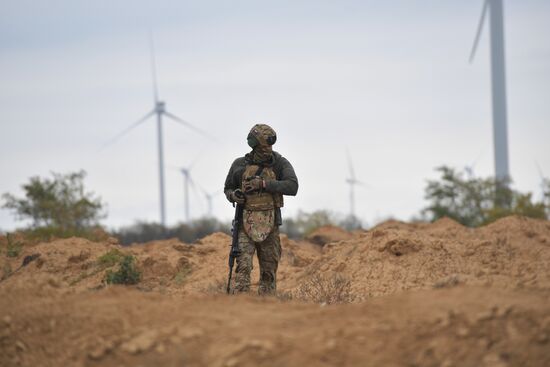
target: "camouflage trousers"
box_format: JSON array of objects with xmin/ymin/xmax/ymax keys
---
[{"xmin": 234, "ymin": 226, "xmax": 281, "ymax": 295}]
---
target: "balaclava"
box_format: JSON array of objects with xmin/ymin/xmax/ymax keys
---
[{"xmin": 247, "ymin": 124, "xmax": 277, "ymax": 164}]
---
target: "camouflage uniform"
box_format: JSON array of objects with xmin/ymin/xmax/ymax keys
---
[
  {"xmin": 235, "ymin": 226, "xmax": 281, "ymax": 294},
  {"xmin": 224, "ymin": 124, "xmax": 298, "ymax": 295}
]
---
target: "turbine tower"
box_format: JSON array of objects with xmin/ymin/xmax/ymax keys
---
[
  {"xmin": 345, "ymin": 150, "xmax": 367, "ymax": 218},
  {"xmin": 194, "ymin": 179, "xmax": 222, "ymax": 218},
  {"xmin": 202, "ymin": 189, "xmax": 222, "ymax": 218},
  {"xmin": 102, "ymin": 33, "xmax": 214, "ymax": 227},
  {"xmin": 470, "ymin": 0, "xmax": 510, "ymax": 182},
  {"xmin": 179, "ymin": 166, "xmax": 194, "ymax": 223}
]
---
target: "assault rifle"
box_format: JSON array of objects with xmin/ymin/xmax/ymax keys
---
[{"xmin": 226, "ymin": 191, "xmax": 245, "ymax": 294}]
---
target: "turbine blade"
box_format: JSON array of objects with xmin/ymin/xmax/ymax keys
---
[
  {"xmin": 188, "ymin": 174, "xmax": 196, "ymax": 188},
  {"xmin": 200, "ymin": 188, "xmax": 223, "ymax": 198},
  {"xmin": 188, "ymin": 154, "xmax": 202, "ymax": 171},
  {"xmin": 188, "ymin": 175, "xmax": 204, "ymax": 206},
  {"xmin": 100, "ymin": 110, "xmax": 155, "ymax": 150},
  {"xmin": 164, "ymin": 111, "xmax": 217, "ymax": 141},
  {"xmin": 191, "ymin": 179, "xmax": 206, "ymax": 195},
  {"xmin": 471, "ymin": 151, "xmax": 483, "ymax": 170},
  {"xmin": 177, "ymin": 155, "xmax": 201, "ymax": 177},
  {"xmin": 149, "ymin": 30, "xmax": 159, "ymax": 103},
  {"xmin": 355, "ymin": 180, "xmax": 371, "ymax": 189},
  {"xmin": 469, "ymin": 0, "xmax": 489, "ymax": 63}
]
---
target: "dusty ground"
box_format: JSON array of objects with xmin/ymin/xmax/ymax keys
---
[{"xmin": 1, "ymin": 216, "xmax": 550, "ymax": 366}]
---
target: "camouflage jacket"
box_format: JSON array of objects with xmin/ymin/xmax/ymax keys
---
[{"xmin": 224, "ymin": 151, "xmax": 298, "ymax": 226}]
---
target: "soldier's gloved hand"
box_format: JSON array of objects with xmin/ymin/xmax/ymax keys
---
[
  {"xmin": 244, "ymin": 176, "xmax": 265, "ymax": 193},
  {"xmin": 229, "ymin": 189, "xmax": 245, "ymax": 204}
]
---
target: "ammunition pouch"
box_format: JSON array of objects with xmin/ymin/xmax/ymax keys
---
[
  {"xmin": 245, "ymin": 192, "xmax": 275, "ymax": 211},
  {"xmin": 242, "ymin": 164, "xmax": 280, "ymax": 211}
]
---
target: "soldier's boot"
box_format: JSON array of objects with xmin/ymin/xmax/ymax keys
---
[{"xmin": 258, "ymin": 271, "xmax": 276, "ymax": 295}]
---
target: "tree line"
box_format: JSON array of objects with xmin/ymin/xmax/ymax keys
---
[{"xmin": 2, "ymin": 167, "xmax": 549, "ymax": 244}]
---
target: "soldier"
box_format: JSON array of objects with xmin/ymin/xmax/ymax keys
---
[{"xmin": 224, "ymin": 124, "xmax": 298, "ymax": 295}]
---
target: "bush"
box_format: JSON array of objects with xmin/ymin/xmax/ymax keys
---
[
  {"xmin": 114, "ymin": 211, "xmax": 362, "ymax": 244},
  {"xmin": 2, "ymin": 170, "xmax": 106, "ymax": 234},
  {"xmin": 6, "ymin": 233, "xmax": 22, "ymax": 258},
  {"xmin": 294, "ymin": 273, "xmax": 355, "ymax": 304},
  {"xmin": 97, "ymin": 249, "xmax": 125, "ymax": 267},
  {"xmin": 422, "ymin": 166, "xmax": 549, "ymax": 226},
  {"xmin": 104, "ymin": 255, "xmax": 141, "ymax": 285},
  {"xmin": 168, "ymin": 218, "xmax": 229, "ymax": 243},
  {"xmin": 114, "ymin": 217, "xmax": 230, "ymax": 245}
]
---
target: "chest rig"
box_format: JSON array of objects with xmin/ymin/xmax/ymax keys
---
[
  {"xmin": 241, "ymin": 164, "xmax": 283, "ymax": 210},
  {"xmin": 241, "ymin": 164, "xmax": 283, "ymax": 242}
]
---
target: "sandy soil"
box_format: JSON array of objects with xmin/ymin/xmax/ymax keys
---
[{"xmin": 1, "ymin": 216, "xmax": 550, "ymax": 366}]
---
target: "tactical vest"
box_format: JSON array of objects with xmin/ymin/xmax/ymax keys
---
[
  {"xmin": 241, "ymin": 164, "xmax": 283, "ymax": 242},
  {"xmin": 241, "ymin": 164, "xmax": 284, "ymax": 210}
]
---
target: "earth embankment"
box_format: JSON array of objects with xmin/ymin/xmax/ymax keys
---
[{"xmin": 1, "ymin": 215, "xmax": 549, "ymax": 366}]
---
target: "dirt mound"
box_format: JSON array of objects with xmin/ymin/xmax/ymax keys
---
[
  {"xmin": 299, "ymin": 216, "xmax": 550, "ymax": 299},
  {"xmin": 305, "ymin": 225, "xmax": 354, "ymax": 246},
  {"xmin": 0, "ymin": 232, "xmax": 320, "ymax": 296},
  {"xmin": 1, "ymin": 215, "xmax": 550, "ymax": 366}
]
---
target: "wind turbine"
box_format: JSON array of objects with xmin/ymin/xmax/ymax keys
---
[
  {"xmin": 193, "ymin": 178, "xmax": 222, "ymax": 218},
  {"xmin": 176, "ymin": 155, "xmax": 203, "ymax": 223},
  {"xmin": 178, "ymin": 163, "xmax": 203, "ymax": 223},
  {"xmin": 102, "ymin": 32, "xmax": 214, "ymax": 227},
  {"xmin": 345, "ymin": 150, "xmax": 367, "ymax": 218},
  {"xmin": 202, "ymin": 189, "xmax": 223, "ymax": 218},
  {"xmin": 470, "ymin": 0, "xmax": 510, "ymax": 183},
  {"xmin": 464, "ymin": 152, "xmax": 483, "ymax": 179}
]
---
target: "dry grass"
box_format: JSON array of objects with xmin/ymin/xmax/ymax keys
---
[
  {"xmin": 204, "ymin": 278, "xmax": 227, "ymax": 294},
  {"xmin": 1, "ymin": 260, "xmax": 12, "ymax": 281},
  {"xmin": 294, "ymin": 273, "xmax": 355, "ymax": 304},
  {"xmin": 276, "ymin": 290, "xmax": 294, "ymax": 302},
  {"xmin": 433, "ymin": 274, "xmax": 461, "ymax": 289}
]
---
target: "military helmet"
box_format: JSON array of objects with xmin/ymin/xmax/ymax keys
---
[{"xmin": 247, "ymin": 124, "xmax": 277, "ymax": 148}]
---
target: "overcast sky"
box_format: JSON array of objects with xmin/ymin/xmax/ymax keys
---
[{"xmin": 1, "ymin": 0, "xmax": 549, "ymax": 230}]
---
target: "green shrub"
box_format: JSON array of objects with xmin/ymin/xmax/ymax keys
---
[
  {"xmin": 6, "ymin": 234, "xmax": 22, "ymax": 258},
  {"xmin": 422, "ymin": 166, "xmax": 549, "ymax": 226},
  {"xmin": 2, "ymin": 171, "xmax": 105, "ymax": 231},
  {"xmin": 114, "ymin": 217, "xmax": 230, "ymax": 245},
  {"xmin": 104, "ymin": 255, "xmax": 141, "ymax": 285},
  {"xmin": 97, "ymin": 249, "xmax": 125, "ymax": 267}
]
